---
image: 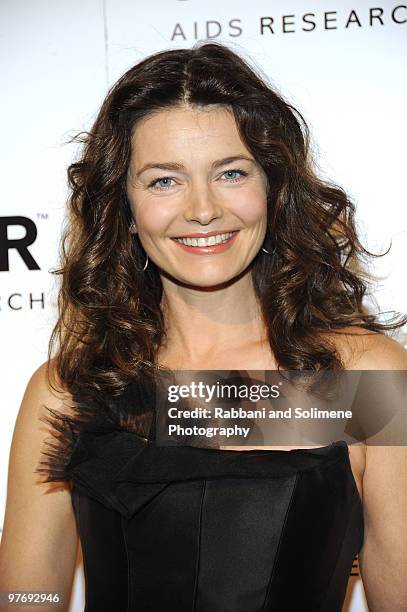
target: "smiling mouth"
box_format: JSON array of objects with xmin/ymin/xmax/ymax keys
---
[{"xmin": 171, "ymin": 230, "xmax": 238, "ymax": 247}]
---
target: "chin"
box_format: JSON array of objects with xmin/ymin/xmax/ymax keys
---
[{"xmin": 176, "ymin": 271, "xmax": 241, "ymax": 289}]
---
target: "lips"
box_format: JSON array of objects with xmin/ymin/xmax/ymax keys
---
[{"xmin": 170, "ymin": 230, "xmax": 239, "ymax": 255}]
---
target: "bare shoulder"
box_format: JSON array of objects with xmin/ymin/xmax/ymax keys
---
[
  {"xmin": 322, "ymin": 326, "xmax": 407, "ymax": 370},
  {"xmin": 28, "ymin": 357, "xmax": 68, "ymax": 400},
  {"xmin": 24, "ymin": 358, "xmax": 75, "ymax": 424}
]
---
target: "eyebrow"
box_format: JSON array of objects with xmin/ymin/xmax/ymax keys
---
[{"xmin": 135, "ymin": 155, "xmax": 256, "ymax": 178}]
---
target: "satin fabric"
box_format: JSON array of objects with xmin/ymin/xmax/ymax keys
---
[{"xmin": 67, "ymin": 409, "xmax": 363, "ymax": 612}]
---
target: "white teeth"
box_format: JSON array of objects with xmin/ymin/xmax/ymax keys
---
[{"xmin": 174, "ymin": 231, "xmax": 234, "ymax": 247}]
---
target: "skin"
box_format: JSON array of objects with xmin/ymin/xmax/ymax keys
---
[
  {"xmin": 0, "ymin": 103, "xmax": 406, "ymax": 611},
  {"xmin": 126, "ymin": 103, "xmax": 272, "ymax": 366}
]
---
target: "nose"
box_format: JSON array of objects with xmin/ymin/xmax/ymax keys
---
[{"xmin": 183, "ymin": 181, "xmax": 223, "ymax": 225}]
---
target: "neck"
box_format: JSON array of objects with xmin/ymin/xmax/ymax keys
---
[{"xmin": 158, "ymin": 270, "xmax": 267, "ymax": 363}]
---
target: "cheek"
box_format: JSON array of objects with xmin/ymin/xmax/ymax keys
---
[
  {"xmin": 133, "ymin": 197, "xmax": 178, "ymax": 235},
  {"xmin": 226, "ymin": 187, "xmax": 267, "ymax": 225}
]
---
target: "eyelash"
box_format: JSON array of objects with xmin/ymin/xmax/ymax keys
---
[{"xmin": 148, "ymin": 168, "xmax": 248, "ymax": 191}]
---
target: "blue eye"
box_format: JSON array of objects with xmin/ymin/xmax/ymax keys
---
[
  {"xmin": 149, "ymin": 177, "xmax": 175, "ymax": 190},
  {"xmin": 222, "ymin": 169, "xmax": 248, "ymax": 182}
]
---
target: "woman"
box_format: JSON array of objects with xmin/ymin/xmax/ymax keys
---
[{"xmin": 1, "ymin": 41, "xmax": 406, "ymax": 612}]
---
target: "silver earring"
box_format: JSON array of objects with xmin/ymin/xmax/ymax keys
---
[
  {"xmin": 133, "ymin": 252, "xmax": 148, "ymax": 272},
  {"xmin": 134, "ymin": 249, "xmax": 148, "ymax": 272},
  {"xmin": 130, "ymin": 224, "xmax": 149, "ymax": 271},
  {"xmin": 261, "ymin": 246, "xmax": 274, "ymax": 255}
]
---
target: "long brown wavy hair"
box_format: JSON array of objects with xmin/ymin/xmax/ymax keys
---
[{"xmin": 46, "ymin": 41, "xmax": 406, "ymax": 407}]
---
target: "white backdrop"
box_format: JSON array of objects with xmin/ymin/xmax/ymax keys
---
[{"xmin": 1, "ymin": 1, "xmax": 406, "ymax": 610}]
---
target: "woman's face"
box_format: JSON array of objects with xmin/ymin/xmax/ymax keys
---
[{"xmin": 126, "ymin": 104, "xmax": 269, "ymax": 287}]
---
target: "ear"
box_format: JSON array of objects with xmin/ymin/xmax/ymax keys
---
[{"xmin": 130, "ymin": 221, "xmax": 138, "ymax": 234}]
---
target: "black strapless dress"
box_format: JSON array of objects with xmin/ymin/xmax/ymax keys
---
[{"xmin": 37, "ymin": 379, "xmax": 364, "ymax": 612}]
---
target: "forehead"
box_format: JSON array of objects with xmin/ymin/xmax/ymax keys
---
[{"xmin": 130, "ymin": 105, "xmax": 248, "ymax": 164}]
